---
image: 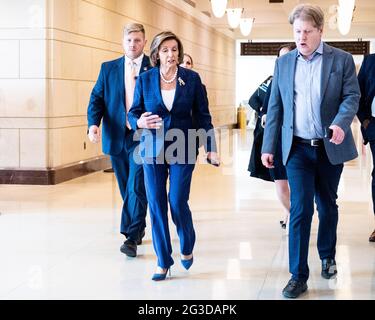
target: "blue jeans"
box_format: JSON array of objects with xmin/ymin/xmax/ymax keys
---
[{"xmin": 286, "ymin": 141, "xmax": 343, "ymax": 281}]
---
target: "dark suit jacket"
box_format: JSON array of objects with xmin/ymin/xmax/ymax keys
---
[
  {"xmin": 247, "ymin": 77, "xmax": 273, "ymax": 181},
  {"xmin": 192, "ymin": 83, "xmax": 209, "ymax": 148},
  {"xmin": 261, "ymin": 81, "xmax": 272, "ymax": 116},
  {"xmin": 262, "ymin": 43, "xmax": 360, "ymax": 165},
  {"xmin": 87, "ymin": 55, "xmax": 151, "ymax": 155},
  {"xmin": 249, "ymin": 76, "xmax": 272, "ymax": 115},
  {"xmin": 357, "ymin": 54, "xmax": 375, "ymax": 144},
  {"xmin": 128, "ymin": 66, "xmax": 216, "ymax": 161}
]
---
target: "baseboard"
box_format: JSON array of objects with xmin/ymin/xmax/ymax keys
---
[{"xmin": 0, "ymin": 156, "xmax": 111, "ymax": 185}]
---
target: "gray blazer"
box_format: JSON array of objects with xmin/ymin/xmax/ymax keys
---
[{"xmin": 261, "ymin": 42, "xmax": 360, "ymax": 165}]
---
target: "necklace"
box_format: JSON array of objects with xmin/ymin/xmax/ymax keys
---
[{"xmin": 160, "ymin": 68, "xmax": 178, "ymax": 84}]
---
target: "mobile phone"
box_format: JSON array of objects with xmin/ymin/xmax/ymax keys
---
[
  {"xmin": 206, "ymin": 157, "xmax": 220, "ymax": 167},
  {"xmin": 325, "ymin": 128, "xmax": 333, "ymax": 139}
]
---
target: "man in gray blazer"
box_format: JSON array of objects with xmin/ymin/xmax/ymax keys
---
[{"xmin": 261, "ymin": 4, "xmax": 360, "ymax": 298}]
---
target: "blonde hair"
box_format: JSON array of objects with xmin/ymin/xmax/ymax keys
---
[
  {"xmin": 149, "ymin": 31, "xmax": 184, "ymax": 67},
  {"xmin": 183, "ymin": 53, "xmax": 194, "ymax": 68},
  {"xmin": 288, "ymin": 4, "xmax": 324, "ymax": 30},
  {"xmin": 123, "ymin": 23, "xmax": 145, "ymax": 37}
]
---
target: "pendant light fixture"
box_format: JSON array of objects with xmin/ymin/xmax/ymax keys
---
[
  {"xmin": 227, "ymin": 7, "xmax": 243, "ymax": 28},
  {"xmin": 337, "ymin": 0, "xmax": 355, "ymax": 35},
  {"xmin": 210, "ymin": 0, "xmax": 228, "ymax": 18},
  {"xmin": 240, "ymin": 17, "xmax": 254, "ymax": 36}
]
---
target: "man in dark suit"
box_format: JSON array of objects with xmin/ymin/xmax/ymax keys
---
[
  {"xmin": 261, "ymin": 4, "xmax": 360, "ymax": 298},
  {"xmin": 357, "ymin": 53, "xmax": 375, "ymax": 242},
  {"xmin": 87, "ymin": 23, "xmax": 151, "ymax": 258}
]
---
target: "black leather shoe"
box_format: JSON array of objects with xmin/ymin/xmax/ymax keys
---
[
  {"xmin": 321, "ymin": 258, "xmax": 337, "ymax": 279},
  {"xmin": 120, "ymin": 239, "xmax": 137, "ymax": 257},
  {"xmin": 282, "ymin": 279, "xmax": 308, "ymax": 299},
  {"xmin": 136, "ymin": 230, "xmax": 146, "ymax": 245}
]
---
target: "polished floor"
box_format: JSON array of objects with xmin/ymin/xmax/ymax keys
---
[{"xmin": 0, "ymin": 128, "xmax": 374, "ymax": 300}]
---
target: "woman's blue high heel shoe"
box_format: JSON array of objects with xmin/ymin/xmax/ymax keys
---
[
  {"xmin": 152, "ymin": 268, "xmax": 171, "ymax": 281},
  {"xmin": 181, "ymin": 256, "xmax": 194, "ymax": 270}
]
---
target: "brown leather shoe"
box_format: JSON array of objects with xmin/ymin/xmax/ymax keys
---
[{"xmin": 369, "ymin": 229, "xmax": 375, "ymax": 242}]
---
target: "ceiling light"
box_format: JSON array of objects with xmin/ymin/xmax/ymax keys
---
[
  {"xmin": 227, "ymin": 8, "xmax": 242, "ymax": 28},
  {"xmin": 337, "ymin": 0, "xmax": 355, "ymax": 35},
  {"xmin": 240, "ymin": 18, "xmax": 254, "ymax": 36},
  {"xmin": 210, "ymin": 0, "xmax": 228, "ymax": 18}
]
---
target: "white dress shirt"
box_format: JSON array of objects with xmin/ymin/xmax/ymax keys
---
[{"xmin": 124, "ymin": 54, "xmax": 144, "ymax": 128}]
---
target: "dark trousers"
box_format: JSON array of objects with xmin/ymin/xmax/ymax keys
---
[
  {"xmin": 370, "ymin": 141, "xmax": 375, "ymax": 214},
  {"xmin": 143, "ymin": 160, "xmax": 196, "ymax": 269},
  {"xmin": 110, "ymin": 129, "xmax": 147, "ymax": 242},
  {"xmin": 362, "ymin": 117, "xmax": 375, "ymax": 214},
  {"xmin": 286, "ymin": 141, "xmax": 343, "ymax": 281}
]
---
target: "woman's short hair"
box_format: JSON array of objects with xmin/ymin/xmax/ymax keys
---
[
  {"xmin": 123, "ymin": 23, "xmax": 145, "ymax": 38},
  {"xmin": 277, "ymin": 43, "xmax": 296, "ymax": 57},
  {"xmin": 149, "ymin": 31, "xmax": 184, "ymax": 67},
  {"xmin": 288, "ymin": 4, "xmax": 325, "ymax": 30}
]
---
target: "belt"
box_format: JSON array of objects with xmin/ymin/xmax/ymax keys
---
[{"xmin": 294, "ymin": 136, "xmax": 323, "ymax": 147}]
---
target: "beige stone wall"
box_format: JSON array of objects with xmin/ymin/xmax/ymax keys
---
[
  {"xmin": 0, "ymin": 0, "xmax": 236, "ymax": 170},
  {"xmin": 0, "ymin": 0, "xmax": 48, "ymax": 168}
]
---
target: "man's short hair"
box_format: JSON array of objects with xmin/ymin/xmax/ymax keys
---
[
  {"xmin": 288, "ymin": 4, "xmax": 324, "ymax": 30},
  {"xmin": 123, "ymin": 23, "xmax": 145, "ymax": 37}
]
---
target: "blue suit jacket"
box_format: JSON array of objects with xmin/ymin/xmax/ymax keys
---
[
  {"xmin": 357, "ymin": 54, "xmax": 375, "ymax": 144},
  {"xmin": 128, "ymin": 66, "xmax": 216, "ymax": 161},
  {"xmin": 87, "ymin": 55, "xmax": 151, "ymax": 155},
  {"xmin": 262, "ymin": 42, "xmax": 360, "ymax": 165}
]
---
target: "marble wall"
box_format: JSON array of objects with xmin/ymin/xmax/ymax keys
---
[{"xmin": 0, "ymin": 0, "xmax": 48, "ymax": 168}]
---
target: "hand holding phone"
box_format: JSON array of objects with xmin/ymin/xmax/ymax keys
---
[
  {"xmin": 324, "ymin": 127, "xmax": 333, "ymax": 139},
  {"xmin": 206, "ymin": 152, "xmax": 220, "ymax": 167},
  {"xmin": 327, "ymin": 125, "xmax": 345, "ymax": 145},
  {"xmin": 206, "ymin": 157, "xmax": 220, "ymax": 167}
]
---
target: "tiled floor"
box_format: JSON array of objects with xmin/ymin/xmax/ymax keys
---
[{"xmin": 0, "ymin": 128, "xmax": 374, "ymax": 300}]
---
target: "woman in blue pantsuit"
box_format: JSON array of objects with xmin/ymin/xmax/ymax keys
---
[{"xmin": 128, "ymin": 31, "xmax": 219, "ymax": 281}]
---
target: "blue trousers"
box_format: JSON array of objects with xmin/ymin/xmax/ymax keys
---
[
  {"xmin": 286, "ymin": 142, "xmax": 343, "ymax": 281},
  {"xmin": 143, "ymin": 160, "xmax": 196, "ymax": 268},
  {"xmin": 110, "ymin": 129, "xmax": 147, "ymax": 242}
]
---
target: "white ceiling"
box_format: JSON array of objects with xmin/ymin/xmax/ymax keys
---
[{"xmin": 174, "ymin": 0, "xmax": 375, "ymax": 40}]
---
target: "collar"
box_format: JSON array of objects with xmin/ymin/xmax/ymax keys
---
[
  {"xmin": 125, "ymin": 53, "xmax": 144, "ymax": 66},
  {"xmin": 297, "ymin": 41, "xmax": 323, "ymax": 61}
]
